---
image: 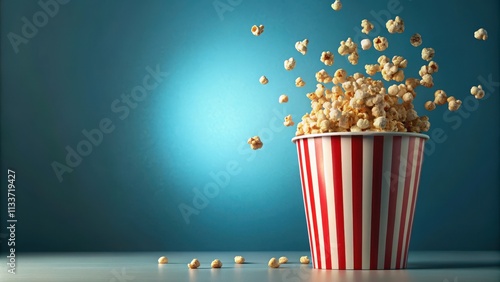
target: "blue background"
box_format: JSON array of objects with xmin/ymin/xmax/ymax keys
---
[{"xmin": 0, "ymin": 0, "xmax": 498, "ymax": 252}]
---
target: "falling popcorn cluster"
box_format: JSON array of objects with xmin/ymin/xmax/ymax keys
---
[{"xmin": 247, "ymin": 7, "xmax": 490, "ymax": 148}]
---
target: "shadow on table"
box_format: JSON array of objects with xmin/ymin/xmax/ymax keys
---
[{"xmin": 408, "ymin": 261, "xmax": 500, "ymax": 270}]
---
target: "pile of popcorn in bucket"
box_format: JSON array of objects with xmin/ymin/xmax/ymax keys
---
[{"xmin": 247, "ymin": 0, "xmax": 489, "ymax": 149}]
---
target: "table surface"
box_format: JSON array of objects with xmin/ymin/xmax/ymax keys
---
[{"xmin": 1, "ymin": 251, "xmax": 499, "ymax": 282}]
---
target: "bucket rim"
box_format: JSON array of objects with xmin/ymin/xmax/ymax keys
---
[{"xmin": 292, "ymin": 131, "xmax": 430, "ymax": 143}]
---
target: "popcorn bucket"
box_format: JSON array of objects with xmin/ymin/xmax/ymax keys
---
[{"xmin": 292, "ymin": 132, "xmax": 428, "ymax": 270}]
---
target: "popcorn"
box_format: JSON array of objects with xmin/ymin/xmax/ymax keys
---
[
  {"xmin": 187, "ymin": 258, "xmax": 200, "ymax": 269},
  {"xmin": 251, "ymin": 25, "xmax": 264, "ymax": 36},
  {"xmin": 424, "ymin": 101, "xmax": 436, "ymax": 111},
  {"xmin": 234, "ymin": 256, "xmax": 245, "ymax": 264},
  {"xmin": 284, "ymin": 115, "xmax": 295, "ymax": 127},
  {"xmin": 315, "ymin": 69, "xmax": 332, "ymax": 83},
  {"xmin": 361, "ymin": 19, "xmax": 374, "ymax": 34},
  {"xmin": 361, "ymin": 38, "xmax": 372, "ymax": 50},
  {"xmin": 386, "ymin": 16, "xmax": 405, "ymax": 33},
  {"xmin": 279, "ymin": 256, "xmax": 288, "ymax": 264},
  {"xmin": 337, "ymin": 38, "xmax": 359, "ymax": 66},
  {"xmin": 247, "ymin": 136, "xmax": 263, "ymax": 150},
  {"xmin": 365, "ymin": 64, "xmax": 380, "ymax": 76},
  {"xmin": 434, "ymin": 90, "xmax": 447, "ymax": 105},
  {"xmin": 295, "ymin": 77, "xmax": 306, "ymax": 87},
  {"xmin": 373, "ymin": 116, "xmax": 387, "ymax": 129},
  {"xmin": 333, "ymin": 69, "xmax": 347, "ymax": 84},
  {"xmin": 474, "ymin": 28, "xmax": 488, "ymax": 40},
  {"xmin": 295, "ymin": 39, "xmax": 309, "ymax": 55},
  {"xmin": 373, "ymin": 36, "xmax": 389, "ymax": 51},
  {"xmin": 421, "ymin": 47, "xmax": 435, "ymax": 61},
  {"xmin": 268, "ymin": 258, "xmax": 280, "ymax": 268},
  {"xmin": 320, "ymin": 51, "xmax": 334, "ymax": 66},
  {"xmin": 300, "ymin": 256, "xmax": 310, "ymax": 264},
  {"xmin": 410, "ymin": 33, "xmax": 422, "ymax": 47},
  {"xmin": 158, "ymin": 256, "xmax": 168, "ymax": 264},
  {"xmin": 279, "ymin": 94, "xmax": 289, "ymax": 103},
  {"xmin": 447, "ymin": 96, "xmax": 462, "ymax": 111},
  {"xmin": 420, "ymin": 74, "xmax": 434, "ymax": 88},
  {"xmin": 471, "ymin": 85, "xmax": 485, "ymax": 99},
  {"xmin": 284, "ymin": 57, "xmax": 296, "ymax": 70},
  {"xmin": 211, "ymin": 259, "xmax": 222, "ymax": 268},
  {"xmin": 331, "ymin": 0, "xmax": 342, "ymax": 11},
  {"xmin": 259, "ymin": 75, "xmax": 269, "ymax": 85}
]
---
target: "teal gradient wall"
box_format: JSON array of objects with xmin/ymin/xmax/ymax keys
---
[{"xmin": 1, "ymin": 0, "xmax": 498, "ymax": 252}]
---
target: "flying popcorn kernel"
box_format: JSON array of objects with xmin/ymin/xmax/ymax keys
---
[
  {"xmin": 424, "ymin": 101, "xmax": 436, "ymax": 111},
  {"xmin": 234, "ymin": 256, "xmax": 245, "ymax": 264},
  {"xmin": 447, "ymin": 97, "xmax": 462, "ymax": 111},
  {"xmin": 410, "ymin": 33, "xmax": 422, "ymax": 47},
  {"xmin": 434, "ymin": 90, "xmax": 448, "ymax": 105},
  {"xmin": 158, "ymin": 256, "xmax": 168, "ymax": 264},
  {"xmin": 284, "ymin": 115, "xmax": 294, "ymax": 127},
  {"xmin": 211, "ymin": 259, "xmax": 222, "ymax": 268},
  {"xmin": 320, "ymin": 51, "xmax": 334, "ymax": 66},
  {"xmin": 187, "ymin": 258, "xmax": 200, "ymax": 269},
  {"xmin": 259, "ymin": 75, "xmax": 268, "ymax": 85},
  {"xmin": 279, "ymin": 94, "xmax": 289, "ymax": 103},
  {"xmin": 284, "ymin": 57, "xmax": 296, "ymax": 70},
  {"xmin": 279, "ymin": 257, "xmax": 288, "ymax": 264},
  {"xmin": 470, "ymin": 85, "xmax": 485, "ymax": 99},
  {"xmin": 295, "ymin": 77, "xmax": 306, "ymax": 87},
  {"xmin": 373, "ymin": 36, "xmax": 389, "ymax": 51},
  {"xmin": 268, "ymin": 258, "xmax": 280, "ymax": 268},
  {"xmin": 421, "ymin": 47, "xmax": 435, "ymax": 61},
  {"xmin": 295, "ymin": 39, "xmax": 309, "ymax": 55},
  {"xmin": 361, "ymin": 38, "xmax": 372, "ymax": 50},
  {"xmin": 331, "ymin": 0, "xmax": 342, "ymax": 11},
  {"xmin": 300, "ymin": 256, "xmax": 310, "ymax": 264},
  {"xmin": 386, "ymin": 16, "xmax": 405, "ymax": 33},
  {"xmin": 247, "ymin": 136, "xmax": 263, "ymax": 150},
  {"xmin": 474, "ymin": 28, "xmax": 488, "ymax": 40},
  {"xmin": 251, "ymin": 24, "xmax": 264, "ymax": 36},
  {"xmin": 361, "ymin": 19, "xmax": 374, "ymax": 34},
  {"xmin": 420, "ymin": 74, "xmax": 434, "ymax": 88}
]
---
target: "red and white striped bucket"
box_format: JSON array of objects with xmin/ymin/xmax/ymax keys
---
[{"xmin": 292, "ymin": 132, "xmax": 428, "ymax": 270}]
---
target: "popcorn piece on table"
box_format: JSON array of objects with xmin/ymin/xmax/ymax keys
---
[
  {"xmin": 234, "ymin": 256, "xmax": 245, "ymax": 264},
  {"xmin": 295, "ymin": 77, "xmax": 306, "ymax": 87},
  {"xmin": 474, "ymin": 28, "xmax": 488, "ymax": 40},
  {"xmin": 320, "ymin": 51, "xmax": 334, "ymax": 66},
  {"xmin": 251, "ymin": 25, "xmax": 264, "ymax": 36},
  {"xmin": 268, "ymin": 258, "xmax": 280, "ymax": 268},
  {"xmin": 361, "ymin": 38, "xmax": 372, "ymax": 50},
  {"xmin": 187, "ymin": 258, "xmax": 200, "ymax": 269},
  {"xmin": 300, "ymin": 256, "xmax": 310, "ymax": 264},
  {"xmin": 386, "ymin": 16, "xmax": 405, "ymax": 33},
  {"xmin": 247, "ymin": 136, "xmax": 263, "ymax": 150},
  {"xmin": 295, "ymin": 39, "xmax": 309, "ymax": 55},
  {"xmin": 284, "ymin": 115, "xmax": 294, "ymax": 127},
  {"xmin": 331, "ymin": 0, "xmax": 342, "ymax": 11},
  {"xmin": 278, "ymin": 256, "xmax": 288, "ymax": 264},
  {"xmin": 471, "ymin": 85, "xmax": 485, "ymax": 99},
  {"xmin": 158, "ymin": 256, "xmax": 168, "ymax": 264},
  {"xmin": 410, "ymin": 33, "xmax": 422, "ymax": 47},
  {"xmin": 373, "ymin": 36, "xmax": 389, "ymax": 51},
  {"xmin": 361, "ymin": 19, "xmax": 374, "ymax": 34},
  {"xmin": 447, "ymin": 96, "xmax": 462, "ymax": 111},
  {"xmin": 259, "ymin": 75, "xmax": 268, "ymax": 85},
  {"xmin": 279, "ymin": 94, "xmax": 289, "ymax": 103},
  {"xmin": 424, "ymin": 101, "xmax": 436, "ymax": 111},
  {"xmin": 211, "ymin": 259, "xmax": 222, "ymax": 268},
  {"xmin": 421, "ymin": 47, "xmax": 435, "ymax": 61},
  {"xmin": 284, "ymin": 57, "xmax": 296, "ymax": 70}
]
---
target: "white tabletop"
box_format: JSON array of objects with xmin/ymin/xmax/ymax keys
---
[{"xmin": 1, "ymin": 251, "xmax": 499, "ymax": 282}]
